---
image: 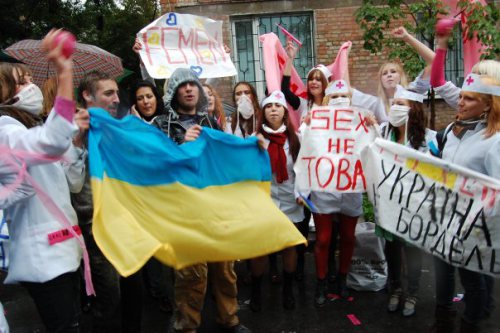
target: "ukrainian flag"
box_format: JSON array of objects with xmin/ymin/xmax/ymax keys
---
[{"xmin": 88, "ymin": 109, "xmax": 306, "ymax": 277}]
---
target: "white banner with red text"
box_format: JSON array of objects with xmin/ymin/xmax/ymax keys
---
[{"xmin": 137, "ymin": 13, "xmax": 237, "ymax": 79}]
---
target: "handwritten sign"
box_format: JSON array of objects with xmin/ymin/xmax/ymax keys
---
[
  {"xmin": 137, "ymin": 13, "xmax": 237, "ymax": 79},
  {"xmin": 294, "ymin": 106, "xmax": 377, "ymax": 193},
  {"xmin": 362, "ymin": 138, "xmax": 500, "ymax": 276}
]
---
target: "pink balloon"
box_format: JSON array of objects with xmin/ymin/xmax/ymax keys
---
[
  {"xmin": 435, "ymin": 18, "xmax": 458, "ymax": 36},
  {"xmin": 53, "ymin": 31, "xmax": 76, "ymax": 58}
]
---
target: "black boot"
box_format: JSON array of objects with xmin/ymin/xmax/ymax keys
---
[
  {"xmin": 337, "ymin": 273, "xmax": 349, "ymax": 299},
  {"xmin": 282, "ymin": 271, "xmax": 295, "ymax": 310},
  {"xmin": 250, "ymin": 275, "xmax": 262, "ymax": 312},
  {"xmin": 428, "ymin": 306, "xmax": 457, "ymax": 333},
  {"xmin": 295, "ymin": 251, "xmax": 305, "ymax": 281},
  {"xmin": 314, "ymin": 278, "xmax": 327, "ymax": 307}
]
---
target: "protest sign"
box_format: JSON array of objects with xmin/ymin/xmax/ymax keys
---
[
  {"xmin": 362, "ymin": 138, "xmax": 500, "ymax": 276},
  {"xmin": 137, "ymin": 13, "xmax": 237, "ymax": 79},
  {"xmin": 294, "ymin": 106, "xmax": 377, "ymax": 193}
]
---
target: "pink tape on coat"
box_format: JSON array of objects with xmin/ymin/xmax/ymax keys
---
[{"xmin": 0, "ymin": 145, "xmax": 95, "ymax": 295}]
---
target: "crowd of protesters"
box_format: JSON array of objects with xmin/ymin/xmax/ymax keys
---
[{"xmin": 0, "ymin": 16, "xmax": 498, "ymax": 333}]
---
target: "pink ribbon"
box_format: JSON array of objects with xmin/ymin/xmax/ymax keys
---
[{"xmin": 0, "ymin": 145, "xmax": 95, "ymax": 295}]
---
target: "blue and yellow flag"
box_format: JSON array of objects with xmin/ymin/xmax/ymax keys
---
[{"xmin": 88, "ymin": 109, "xmax": 306, "ymax": 276}]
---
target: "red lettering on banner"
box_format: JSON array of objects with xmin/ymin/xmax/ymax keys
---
[
  {"xmin": 355, "ymin": 113, "xmax": 369, "ymax": 133},
  {"xmin": 311, "ymin": 109, "xmax": 330, "ymax": 130},
  {"xmin": 459, "ymin": 177, "xmax": 475, "ymax": 197},
  {"xmin": 195, "ymin": 28, "xmax": 211, "ymax": 65},
  {"xmin": 208, "ymin": 31, "xmax": 226, "ymax": 63},
  {"xmin": 327, "ymin": 138, "xmax": 355, "ymax": 155},
  {"xmin": 481, "ymin": 187, "xmax": 497, "ymax": 209},
  {"xmin": 316, "ymin": 157, "xmax": 335, "ymax": 188},
  {"xmin": 352, "ymin": 159, "xmax": 367, "ymax": 190},
  {"xmin": 333, "ymin": 109, "xmax": 353, "ymax": 131},
  {"xmin": 302, "ymin": 156, "xmax": 315, "ymax": 186},
  {"xmin": 410, "ymin": 159, "xmax": 420, "ymax": 170},
  {"xmin": 344, "ymin": 139, "xmax": 355, "ymax": 155},
  {"xmin": 162, "ymin": 28, "xmax": 187, "ymax": 64},
  {"xmin": 337, "ymin": 158, "xmax": 352, "ymax": 191},
  {"xmin": 179, "ymin": 28, "xmax": 199, "ymax": 64},
  {"xmin": 143, "ymin": 27, "xmax": 160, "ymax": 66},
  {"xmin": 394, "ymin": 154, "xmax": 404, "ymax": 163}
]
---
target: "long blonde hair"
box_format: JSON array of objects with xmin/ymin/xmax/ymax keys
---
[
  {"xmin": 377, "ymin": 62, "xmax": 408, "ymax": 113},
  {"xmin": 470, "ymin": 61, "xmax": 500, "ymax": 138},
  {"xmin": 41, "ymin": 77, "xmax": 58, "ymax": 118}
]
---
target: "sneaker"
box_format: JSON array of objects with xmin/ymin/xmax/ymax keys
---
[
  {"xmin": 387, "ymin": 288, "xmax": 402, "ymax": 312},
  {"xmin": 402, "ymin": 296, "xmax": 417, "ymax": 317}
]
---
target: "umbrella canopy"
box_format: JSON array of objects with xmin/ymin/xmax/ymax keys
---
[
  {"xmin": 0, "ymin": 50, "xmax": 22, "ymax": 63},
  {"xmin": 5, "ymin": 39, "xmax": 123, "ymax": 86}
]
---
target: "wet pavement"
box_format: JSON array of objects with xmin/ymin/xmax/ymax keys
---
[{"xmin": 2, "ymin": 247, "xmax": 499, "ymax": 332}]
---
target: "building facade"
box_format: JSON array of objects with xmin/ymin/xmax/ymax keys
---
[{"xmin": 159, "ymin": 0, "xmax": 465, "ymax": 129}]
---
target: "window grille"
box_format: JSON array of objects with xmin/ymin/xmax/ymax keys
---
[{"xmin": 231, "ymin": 12, "xmax": 314, "ymax": 99}]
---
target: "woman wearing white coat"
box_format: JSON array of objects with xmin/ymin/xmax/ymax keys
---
[
  {"xmin": 249, "ymin": 91, "xmax": 304, "ymax": 312},
  {"xmin": 0, "ymin": 30, "xmax": 89, "ymax": 333},
  {"xmin": 428, "ymin": 28, "xmax": 500, "ymax": 333}
]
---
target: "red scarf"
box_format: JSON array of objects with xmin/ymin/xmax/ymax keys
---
[{"xmin": 264, "ymin": 132, "xmax": 288, "ymax": 183}]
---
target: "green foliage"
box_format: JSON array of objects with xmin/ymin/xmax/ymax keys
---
[
  {"xmin": 362, "ymin": 193, "xmax": 375, "ymax": 223},
  {"xmin": 355, "ymin": 0, "xmax": 448, "ymax": 79},
  {"xmin": 355, "ymin": 0, "xmax": 499, "ymax": 79},
  {"xmin": 458, "ymin": 0, "xmax": 500, "ymax": 60},
  {"xmin": 0, "ymin": 0, "xmax": 160, "ymax": 78}
]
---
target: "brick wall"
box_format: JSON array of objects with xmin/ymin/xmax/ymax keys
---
[{"xmin": 158, "ymin": 0, "xmax": 458, "ymax": 129}]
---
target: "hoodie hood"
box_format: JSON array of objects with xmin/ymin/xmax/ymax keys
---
[{"xmin": 163, "ymin": 68, "xmax": 208, "ymax": 119}]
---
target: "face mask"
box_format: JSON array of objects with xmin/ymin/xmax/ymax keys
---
[
  {"xmin": 237, "ymin": 94, "xmax": 254, "ymax": 119},
  {"xmin": 328, "ymin": 97, "xmax": 351, "ymax": 107},
  {"xmin": 389, "ymin": 104, "xmax": 410, "ymax": 127},
  {"xmin": 11, "ymin": 83, "xmax": 44, "ymax": 115}
]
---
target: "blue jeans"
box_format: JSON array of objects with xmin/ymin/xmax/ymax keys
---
[
  {"xmin": 22, "ymin": 271, "xmax": 81, "ymax": 333},
  {"xmin": 434, "ymin": 257, "xmax": 491, "ymax": 325}
]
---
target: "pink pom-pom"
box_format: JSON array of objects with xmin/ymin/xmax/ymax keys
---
[
  {"xmin": 53, "ymin": 31, "xmax": 76, "ymax": 58},
  {"xmin": 435, "ymin": 19, "xmax": 458, "ymax": 36}
]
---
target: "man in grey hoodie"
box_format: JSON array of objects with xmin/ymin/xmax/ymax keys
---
[{"xmin": 154, "ymin": 68, "xmax": 251, "ymax": 333}]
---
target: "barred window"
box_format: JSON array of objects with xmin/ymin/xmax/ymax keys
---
[
  {"xmin": 231, "ymin": 12, "xmax": 314, "ymax": 99},
  {"xmin": 443, "ymin": 27, "xmax": 464, "ymax": 87}
]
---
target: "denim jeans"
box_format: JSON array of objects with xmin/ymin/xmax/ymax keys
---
[
  {"xmin": 22, "ymin": 271, "xmax": 81, "ymax": 333},
  {"xmin": 433, "ymin": 257, "xmax": 490, "ymax": 325}
]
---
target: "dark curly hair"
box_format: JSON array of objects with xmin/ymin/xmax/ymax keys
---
[{"xmin": 129, "ymin": 81, "xmax": 165, "ymax": 120}]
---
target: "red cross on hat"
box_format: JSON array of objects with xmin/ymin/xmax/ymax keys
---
[{"xmin": 466, "ymin": 75, "xmax": 474, "ymax": 86}]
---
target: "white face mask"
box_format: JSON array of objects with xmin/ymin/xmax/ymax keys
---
[
  {"xmin": 237, "ymin": 94, "xmax": 254, "ymax": 119},
  {"xmin": 328, "ymin": 97, "xmax": 351, "ymax": 107},
  {"xmin": 389, "ymin": 104, "xmax": 410, "ymax": 127},
  {"xmin": 11, "ymin": 83, "xmax": 44, "ymax": 115}
]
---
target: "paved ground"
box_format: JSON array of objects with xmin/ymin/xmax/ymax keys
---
[{"xmin": 2, "ymin": 245, "xmax": 499, "ymax": 332}]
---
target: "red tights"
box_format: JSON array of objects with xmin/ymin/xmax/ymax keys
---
[{"xmin": 313, "ymin": 213, "xmax": 358, "ymax": 279}]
